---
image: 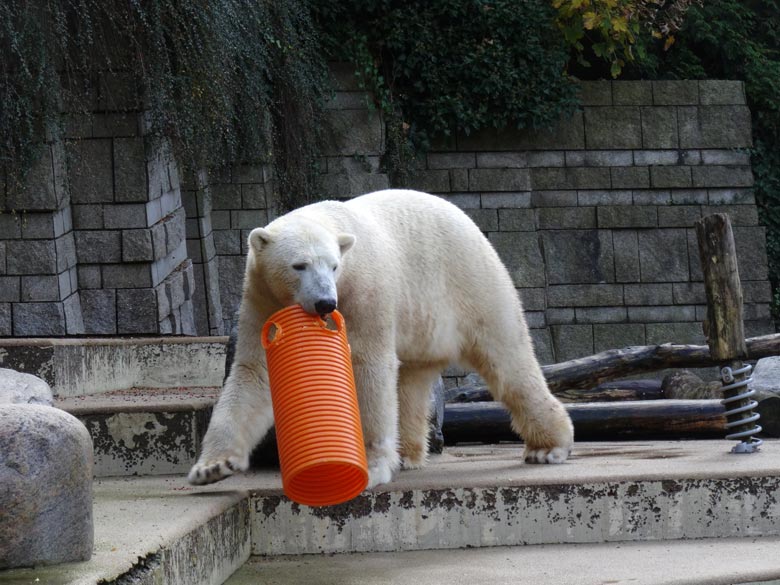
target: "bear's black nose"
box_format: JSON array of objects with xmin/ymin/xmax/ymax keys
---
[{"xmin": 314, "ymin": 299, "xmax": 337, "ymax": 316}]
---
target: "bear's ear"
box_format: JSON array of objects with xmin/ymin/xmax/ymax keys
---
[
  {"xmin": 248, "ymin": 228, "xmax": 273, "ymax": 253},
  {"xmin": 337, "ymin": 233, "xmax": 356, "ymax": 254}
]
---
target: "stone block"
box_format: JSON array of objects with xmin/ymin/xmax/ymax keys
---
[
  {"xmin": 122, "ymin": 229, "xmax": 154, "ymax": 262},
  {"xmin": 80, "ymin": 289, "xmax": 116, "ymax": 334},
  {"xmin": 63, "ymin": 293, "xmax": 84, "ymax": 334},
  {"xmin": 698, "ymin": 80, "xmax": 745, "ymax": 105},
  {"xmin": 541, "ymin": 230, "xmax": 614, "ymax": 284},
  {"xmin": 78, "ymin": 265, "xmax": 102, "ymax": 289},
  {"xmin": 0, "ymin": 213, "xmax": 22, "ymax": 239},
  {"xmin": 0, "ymin": 277, "xmax": 20, "ymax": 302},
  {"xmin": 679, "ymin": 106, "xmax": 752, "ymax": 149},
  {"xmin": 450, "ymin": 169, "xmax": 469, "ymax": 191},
  {"xmin": 0, "ymin": 241, "xmax": 5, "ymax": 275},
  {"xmin": 650, "ymin": 166, "xmax": 692, "ymax": 189},
  {"xmin": 585, "ymin": 107, "xmax": 642, "ymax": 149},
  {"xmin": 533, "ymin": 190, "xmax": 579, "ymax": 207},
  {"xmin": 67, "ymin": 139, "xmax": 114, "ymax": 203},
  {"xmin": 641, "ymin": 107, "xmax": 678, "ymax": 149},
  {"xmin": 613, "ymin": 81, "xmax": 653, "ymax": 105},
  {"xmin": 546, "ymin": 308, "xmax": 575, "ymax": 325},
  {"xmin": 487, "ymin": 232, "xmax": 545, "ymax": 287},
  {"xmin": 55, "ymin": 233, "xmax": 77, "ymax": 273},
  {"xmin": 113, "ymin": 137, "xmax": 148, "ymax": 202},
  {"xmin": 0, "ymin": 405, "xmax": 93, "ymax": 569},
  {"xmin": 213, "ymin": 230, "xmax": 241, "ymax": 255},
  {"xmin": 166, "ymin": 270, "xmax": 186, "ymax": 311},
  {"xmin": 230, "ymin": 209, "xmax": 267, "ymax": 230},
  {"xmin": 633, "ymin": 150, "xmax": 681, "ymax": 166},
  {"xmin": 72, "ymin": 204, "xmax": 104, "ymax": 229},
  {"xmin": 594, "ymin": 323, "xmax": 646, "ymax": 352},
  {"xmin": 20, "ymin": 213, "xmax": 55, "ymax": 239},
  {"xmin": 598, "ymin": 206, "xmax": 657, "ymax": 228},
  {"xmin": 701, "ymin": 150, "xmax": 751, "ymax": 166},
  {"xmin": 242, "ymin": 183, "xmax": 267, "ymax": 209},
  {"xmin": 464, "ymin": 209, "xmax": 498, "ymax": 232},
  {"xmin": 652, "ymin": 81, "xmax": 698, "ymax": 105},
  {"xmin": 5, "ymin": 151, "xmax": 58, "ymax": 211},
  {"xmin": 613, "ymin": 230, "xmax": 639, "ymax": 282},
  {"xmin": 58, "ymin": 269, "xmax": 72, "ymax": 300},
  {"xmin": 475, "ymin": 152, "xmax": 527, "ymax": 168},
  {"xmin": 6, "ymin": 240, "xmax": 57, "ymax": 275},
  {"xmin": 165, "ymin": 208, "xmax": 187, "ymax": 255},
  {"xmin": 12, "ymin": 302, "xmax": 66, "ymax": 336},
  {"xmin": 628, "ymin": 305, "xmax": 697, "ymax": 323},
  {"xmin": 103, "ymin": 203, "xmax": 148, "ymax": 229},
  {"xmin": 646, "ymin": 322, "xmax": 705, "ymax": 345},
  {"xmin": 734, "ymin": 227, "xmax": 770, "ymax": 281},
  {"xmin": 579, "ymin": 81, "xmax": 612, "ymax": 105},
  {"xmin": 632, "ymin": 190, "xmax": 671, "ymax": 206},
  {"xmin": 551, "ymin": 324, "xmax": 594, "ymax": 361},
  {"xmin": 547, "ymin": 284, "xmax": 624, "ymax": 307},
  {"xmin": 611, "ymin": 167, "xmax": 650, "ymax": 189},
  {"xmin": 530, "ymin": 329, "xmax": 555, "ymax": 365},
  {"xmin": 528, "ymin": 151, "xmax": 566, "ymax": 167},
  {"xmin": 323, "ymin": 109, "xmax": 383, "ymax": 156},
  {"xmin": 708, "ymin": 188, "xmax": 755, "ymax": 205},
  {"xmin": 116, "ymin": 288, "xmax": 158, "ymax": 334},
  {"xmin": 743, "ymin": 281, "xmax": 773, "ymax": 303},
  {"xmin": 638, "ymin": 229, "xmax": 689, "ymax": 282},
  {"xmin": 151, "ymin": 222, "xmax": 168, "ymax": 259},
  {"xmin": 0, "ymin": 304, "xmax": 9, "ymax": 336},
  {"xmin": 673, "ymin": 283, "xmax": 706, "ymax": 305},
  {"xmin": 75, "ymin": 231, "xmax": 121, "ymax": 264},
  {"xmin": 469, "ymin": 169, "xmax": 530, "ymax": 192},
  {"xmin": 577, "ymin": 190, "xmax": 632, "ymax": 206},
  {"xmin": 480, "ymin": 192, "xmax": 531, "ymax": 209},
  {"xmin": 21, "ymin": 276, "xmax": 59, "ymax": 302},
  {"xmin": 692, "ymin": 166, "xmax": 753, "ymax": 188},
  {"xmin": 430, "ymin": 153, "xmax": 477, "ymax": 169},
  {"xmin": 0, "ymin": 369, "xmax": 52, "ymax": 405},
  {"xmin": 498, "ymin": 209, "xmax": 535, "ymax": 231},
  {"xmin": 537, "ymin": 207, "xmax": 596, "ymax": 230},
  {"xmin": 575, "ymin": 307, "xmax": 627, "ymax": 324},
  {"xmin": 672, "ymin": 189, "xmax": 708, "ymax": 205},
  {"xmin": 102, "ymin": 263, "xmax": 153, "ymax": 288},
  {"xmin": 519, "ymin": 288, "xmax": 546, "ymax": 311},
  {"xmin": 571, "ymin": 150, "xmax": 633, "ymax": 167},
  {"xmin": 624, "ymin": 283, "xmax": 674, "ymax": 305},
  {"xmin": 658, "ymin": 206, "xmax": 702, "ymax": 227},
  {"xmin": 211, "ymin": 184, "xmax": 242, "ymax": 210},
  {"xmin": 458, "ymin": 112, "xmax": 585, "ymax": 151},
  {"xmin": 92, "ymin": 112, "xmax": 139, "ymax": 138}
]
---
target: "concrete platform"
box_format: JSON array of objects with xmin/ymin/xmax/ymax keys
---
[{"xmin": 227, "ymin": 537, "xmax": 780, "ymax": 585}]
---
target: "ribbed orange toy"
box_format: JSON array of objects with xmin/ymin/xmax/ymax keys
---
[{"xmin": 261, "ymin": 304, "xmax": 368, "ymax": 506}]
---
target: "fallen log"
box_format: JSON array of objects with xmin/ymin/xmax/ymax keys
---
[
  {"xmin": 442, "ymin": 397, "xmax": 780, "ymax": 444},
  {"xmin": 541, "ymin": 334, "xmax": 780, "ymax": 392},
  {"xmin": 450, "ymin": 379, "xmax": 664, "ymax": 403}
]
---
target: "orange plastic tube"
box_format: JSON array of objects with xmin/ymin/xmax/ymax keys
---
[{"xmin": 261, "ymin": 305, "xmax": 368, "ymax": 506}]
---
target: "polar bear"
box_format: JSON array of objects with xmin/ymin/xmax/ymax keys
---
[{"xmin": 189, "ymin": 189, "xmax": 573, "ymax": 487}]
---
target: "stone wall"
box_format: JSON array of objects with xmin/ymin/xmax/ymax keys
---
[
  {"xmin": 1, "ymin": 74, "xmax": 196, "ymax": 336},
  {"xmin": 2, "ymin": 73, "xmax": 775, "ymax": 368}
]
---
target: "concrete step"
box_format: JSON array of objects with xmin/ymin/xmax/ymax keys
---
[
  {"xmin": 0, "ymin": 475, "xmax": 250, "ymax": 585},
  {"xmin": 57, "ymin": 387, "xmax": 219, "ymax": 477},
  {"xmin": 226, "ymin": 537, "xmax": 780, "ymax": 585}
]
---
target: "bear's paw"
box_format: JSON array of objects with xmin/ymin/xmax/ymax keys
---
[
  {"xmin": 523, "ymin": 446, "xmax": 570, "ymax": 464},
  {"xmin": 187, "ymin": 453, "xmax": 249, "ymax": 485}
]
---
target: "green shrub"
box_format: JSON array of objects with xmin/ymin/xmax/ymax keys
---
[{"xmin": 313, "ymin": 0, "xmax": 580, "ymax": 183}]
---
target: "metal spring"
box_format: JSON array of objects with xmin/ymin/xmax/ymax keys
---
[{"xmin": 720, "ymin": 364, "xmax": 762, "ymax": 453}]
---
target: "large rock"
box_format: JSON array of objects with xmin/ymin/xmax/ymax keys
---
[
  {"xmin": 0, "ymin": 368, "xmax": 54, "ymax": 406},
  {"xmin": 0, "ymin": 405, "xmax": 94, "ymax": 568},
  {"xmin": 753, "ymin": 357, "xmax": 780, "ymax": 395}
]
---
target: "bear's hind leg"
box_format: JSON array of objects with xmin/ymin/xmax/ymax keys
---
[
  {"xmin": 467, "ymin": 325, "xmax": 574, "ymax": 464},
  {"xmin": 398, "ymin": 363, "xmax": 445, "ymax": 469}
]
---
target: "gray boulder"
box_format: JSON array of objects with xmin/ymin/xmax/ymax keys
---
[
  {"xmin": 752, "ymin": 356, "xmax": 780, "ymax": 395},
  {"xmin": 0, "ymin": 368, "xmax": 54, "ymax": 406},
  {"xmin": 0, "ymin": 404, "xmax": 94, "ymax": 568}
]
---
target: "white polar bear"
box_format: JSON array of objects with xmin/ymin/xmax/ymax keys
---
[{"xmin": 189, "ymin": 189, "xmax": 574, "ymax": 487}]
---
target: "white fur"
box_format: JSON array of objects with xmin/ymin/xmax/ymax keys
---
[{"xmin": 188, "ymin": 189, "xmax": 574, "ymax": 488}]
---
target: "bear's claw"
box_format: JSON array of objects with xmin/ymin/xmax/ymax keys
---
[
  {"xmin": 523, "ymin": 446, "xmax": 570, "ymax": 464},
  {"xmin": 188, "ymin": 454, "xmax": 247, "ymax": 485}
]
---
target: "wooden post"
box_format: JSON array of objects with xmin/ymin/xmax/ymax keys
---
[{"xmin": 695, "ymin": 213, "xmax": 761, "ymax": 451}]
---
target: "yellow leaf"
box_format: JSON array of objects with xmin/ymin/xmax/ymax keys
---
[
  {"xmin": 611, "ymin": 16, "xmax": 628, "ymax": 32},
  {"xmin": 583, "ymin": 11, "xmax": 598, "ymax": 29},
  {"xmin": 664, "ymin": 35, "xmax": 676, "ymax": 51},
  {"xmin": 652, "ymin": 30, "xmax": 663, "ymax": 39}
]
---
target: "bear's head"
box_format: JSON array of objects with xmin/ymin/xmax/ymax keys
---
[{"xmin": 248, "ymin": 217, "xmax": 356, "ymax": 317}]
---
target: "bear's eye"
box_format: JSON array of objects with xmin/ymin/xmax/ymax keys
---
[
  {"xmin": 292, "ymin": 263, "xmax": 307, "ymax": 271},
  {"xmin": 332, "ymin": 265, "xmax": 338, "ymax": 272}
]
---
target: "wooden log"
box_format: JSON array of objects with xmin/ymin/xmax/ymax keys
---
[
  {"xmin": 540, "ymin": 334, "xmax": 780, "ymax": 392},
  {"xmin": 556, "ymin": 379, "xmax": 663, "ymax": 402},
  {"xmin": 442, "ymin": 400, "xmax": 746, "ymax": 444}
]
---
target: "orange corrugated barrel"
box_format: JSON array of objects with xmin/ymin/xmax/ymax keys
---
[{"xmin": 261, "ymin": 304, "xmax": 368, "ymax": 506}]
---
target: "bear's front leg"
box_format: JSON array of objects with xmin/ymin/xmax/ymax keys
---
[
  {"xmin": 352, "ymin": 354, "xmax": 401, "ymax": 489},
  {"xmin": 189, "ymin": 304, "xmax": 275, "ymax": 485}
]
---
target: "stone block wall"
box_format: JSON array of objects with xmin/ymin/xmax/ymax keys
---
[
  {"xmin": 405, "ymin": 80, "xmax": 773, "ymax": 364},
  {"xmin": 2, "ymin": 74, "xmax": 196, "ymax": 336}
]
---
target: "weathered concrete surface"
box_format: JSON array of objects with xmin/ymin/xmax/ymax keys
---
[
  {"xmin": 228, "ymin": 537, "xmax": 780, "ymax": 585},
  {"xmin": 58, "ymin": 387, "xmax": 218, "ymax": 477},
  {"xmin": 247, "ymin": 441, "xmax": 780, "ymax": 555},
  {"xmin": 0, "ymin": 367, "xmax": 53, "ymax": 405},
  {"xmin": 0, "ymin": 337, "xmax": 226, "ymax": 398},
  {"xmin": 0, "ymin": 477, "xmax": 250, "ymax": 585},
  {"xmin": 0, "ymin": 405, "xmax": 93, "ymax": 568}
]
